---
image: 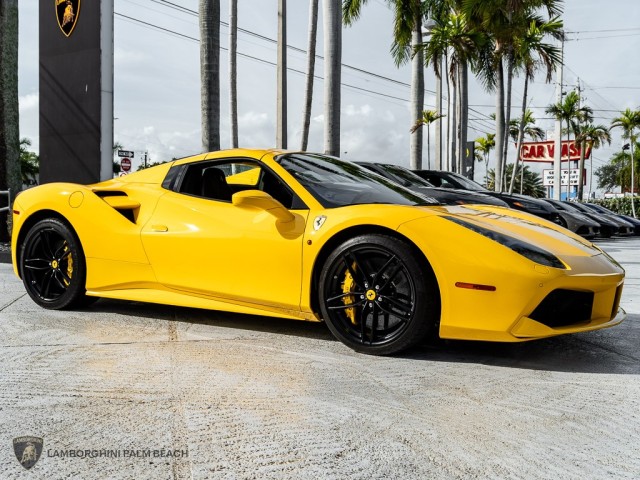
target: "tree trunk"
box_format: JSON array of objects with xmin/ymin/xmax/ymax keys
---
[
  {"xmin": 500, "ymin": 54, "xmax": 514, "ymax": 191},
  {"xmin": 426, "ymin": 123, "xmax": 431, "ymax": 170},
  {"xmin": 199, "ymin": 0, "xmax": 220, "ymax": 152},
  {"xmin": 577, "ymin": 140, "xmax": 586, "ymax": 201},
  {"xmin": 229, "ymin": 0, "xmax": 238, "ymax": 148},
  {"xmin": 435, "ymin": 55, "xmax": 442, "ymax": 170},
  {"xmin": 459, "ymin": 61, "xmax": 469, "ymax": 177},
  {"xmin": 455, "ymin": 64, "xmax": 462, "ymax": 174},
  {"xmin": 509, "ymin": 74, "xmax": 529, "ymax": 194},
  {"xmin": 494, "ymin": 58, "xmax": 505, "ymax": 191},
  {"xmin": 300, "ymin": 0, "xmax": 318, "ymax": 151},
  {"xmin": 409, "ymin": 16, "xmax": 424, "ymax": 170},
  {"xmin": 444, "ymin": 54, "xmax": 451, "ymax": 171},
  {"xmin": 276, "ymin": 0, "xmax": 287, "ymax": 148},
  {"xmin": 323, "ymin": 0, "xmax": 341, "ymax": 156},
  {"xmin": 0, "ymin": 0, "xmax": 20, "ymax": 240}
]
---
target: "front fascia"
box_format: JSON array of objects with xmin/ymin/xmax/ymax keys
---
[{"xmin": 397, "ymin": 215, "xmax": 624, "ymax": 342}]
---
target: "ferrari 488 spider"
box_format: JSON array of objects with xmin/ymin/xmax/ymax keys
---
[{"xmin": 11, "ymin": 149, "xmax": 625, "ymax": 355}]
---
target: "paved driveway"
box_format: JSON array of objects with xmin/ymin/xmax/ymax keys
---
[{"xmin": 1, "ymin": 238, "xmax": 639, "ymax": 479}]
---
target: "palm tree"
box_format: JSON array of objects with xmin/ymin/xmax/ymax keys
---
[
  {"xmin": 421, "ymin": 10, "xmax": 487, "ymax": 174},
  {"xmin": 229, "ymin": 0, "xmax": 238, "ymax": 148},
  {"xmin": 344, "ymin": 0, "xmax": 424, "ymax": 167},
  {"xmin": 487, "ymin": 164, "xmax": 545, "ymax": 197},
  {"xmin": 507, "ymin": 17, "xmax": 562, "ymax": 194},
  {"xmin": 199, "ymin": 0, "xmax": 221, "ymax": 152},
  {"xmin": 573, "ymin": 123, "xmax": 611, "ymax": 201},
  {"xmin": 300, "ymin": 0, "xmax": 319, "ymax": 151},
  {"xmin": 507, "ymin": 109, "xmax": 545, "ymax": 194},
  {"xmin": 277, "ymin": 0, "xmax": 287, "ymax": 148},
  {"xmin": 611, "ymin": 108, "xmax": 640, "ymax": 217},
  {"xmin": 324, "ymin": 0, "xmax": 342, "ymax": 156},
  {"xmin": 475, "ymin": 133, "xmax": 495, "ymax": 187},
  {"xmin": 410, "ymin": 110, "xmax": 446, "ymax": 169},
  {"xmin": 463, "ymin": 0, "xmax": 563, "ymax": 192},
  {"xmin": 508, "ymin": 110, "xmax": 545, "ymax": 142},
  {"xmin": 545, "ymin": 90, "xmax": 593, "ymax": 198},
  {"xmin": 19, "ymin": 138, "xmax": 39, "ymax": 186}
]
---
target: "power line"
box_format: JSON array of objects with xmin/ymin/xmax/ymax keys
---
[
  {"xmin": 145, "ymin": 0, "xmax": 440, "ymax": 97},
  {"xmin": 114, "ymin": 12, "xmax": 414, "ymax": 106},
  {"xmin": 115, "ymin": 8, "xmax": 499, "ymax": 134}
]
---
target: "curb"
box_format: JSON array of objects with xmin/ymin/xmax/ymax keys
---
[{"xmin": 0, "ymin": 251, "xmax": 11, "ymax": 264}]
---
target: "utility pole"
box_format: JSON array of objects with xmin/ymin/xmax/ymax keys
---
[
  {"xmin": 552, "ymin": 36, "xmax": 564, "ymax": 200},
  {"xmin": 435, "ymin": 56, "xmax": 442, "ymax": 170},
  {"xmin": 276, "ymin": 0, "xmax": 287, "ymax": 149}
]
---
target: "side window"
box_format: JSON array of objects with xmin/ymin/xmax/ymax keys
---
[
  {"xmin": 426, "ymin": 175, "xmax": 442, "ymax": 187},
  {"xmin": 176, "ymin": 159, "xmax": 305, "ymax": 209}
]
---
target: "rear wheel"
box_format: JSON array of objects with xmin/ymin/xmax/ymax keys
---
[
  {"xmin": 19, "ymin": 218, "xmax": 89, "ymax": 310},
  {"xmin": 318, "ymin": 234, "xmax": 439, "ymax": 355}
]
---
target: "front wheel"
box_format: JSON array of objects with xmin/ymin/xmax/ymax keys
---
[
  {"xmin": 318, "ymin": 234, "xmax": 439, "ymax": 355},
  {"xmin": 19, "ymin": 218, "xmax": 89, "ymax": 310}
]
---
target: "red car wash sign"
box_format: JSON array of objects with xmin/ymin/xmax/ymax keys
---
[{"xmin": 520, "ymin": 140, "xmax": 592, "ymax": 163}]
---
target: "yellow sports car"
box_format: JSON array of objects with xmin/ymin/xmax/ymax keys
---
[{"xmin": 11, "ymin": 149, "xmax": 625, "ymax": 355}]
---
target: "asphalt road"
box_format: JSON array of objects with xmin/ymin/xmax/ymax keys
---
[{"xmin": 1, "ymin": 238, "xmax": 639, "ymax": 479}]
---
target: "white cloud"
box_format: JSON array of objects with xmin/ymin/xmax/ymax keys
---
[{"xmin": 19, "ymin": 93, "xmax": 39, "ymax": 112}]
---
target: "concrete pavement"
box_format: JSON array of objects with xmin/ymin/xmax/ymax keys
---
[{"xmin": 0, "ymin": 238, "xmax": 639, "ymax": 479}]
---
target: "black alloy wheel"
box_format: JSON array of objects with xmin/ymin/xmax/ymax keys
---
[
  {"xmin": 20, "ymin": 218, "xmax": 89, "ymax": 309},
  {"xmin": 319, "ymin": 234, "xmax": 439, "ymax": 355}
]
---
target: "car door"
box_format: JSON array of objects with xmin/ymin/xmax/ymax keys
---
[{"xmin": 140, "ymin": 158, "xmax": 309, "ymax": 310}]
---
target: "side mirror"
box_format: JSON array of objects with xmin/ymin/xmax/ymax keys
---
[{"xmin": 232, "ymin": 190, "xmax": 295, "ymax": 223}]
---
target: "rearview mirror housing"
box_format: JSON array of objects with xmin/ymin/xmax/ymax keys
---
[{"xmin": 232, "ymin": 190, "xmax": 295, "ymax": 223}]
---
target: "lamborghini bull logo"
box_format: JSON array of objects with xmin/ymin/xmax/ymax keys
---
[
  {"xmin": 56, "ymin": 0, "xmax": 81, "ymax": 37},
  {"xmin": 13, "ymin": 436, "xmax": 44, "ymax": 470}
]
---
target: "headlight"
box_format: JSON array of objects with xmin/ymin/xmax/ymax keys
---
[{"xmin": 444, "ymin": 216, "xmax": 566, "ymax": 269}]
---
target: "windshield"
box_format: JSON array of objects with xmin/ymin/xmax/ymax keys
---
[
  {"xmin": 443, "ymin": 172, "xmax": 488, "ymax": 191},
  {"xmin": 377, "ymin": 164, "xmax": 435, "ymax": 188},
  {"xmin": 277, "ymin": 154, "xmax": 439, "ymax": 208}
]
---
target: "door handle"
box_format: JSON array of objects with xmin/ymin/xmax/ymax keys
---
[{"xmin": 150, "ymin": 224, "xmax": 168, "ymax": 232}]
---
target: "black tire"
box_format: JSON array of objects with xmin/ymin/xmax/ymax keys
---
[
  {"xmin": 19, "ymin": 218, "xmax": 89, "ymax": 310},
  {"xmin": 318, "ymin": 234, "xmax": 439, "ymax": 355}
]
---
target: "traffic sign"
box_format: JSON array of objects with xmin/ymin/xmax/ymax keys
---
[
  {"xmin": 120, "ymin": 158, "xmax": 132, "ymax": 172},
  {"xmin": 118, "ymin": 150, "xmax": 135, "ymax": 158}
]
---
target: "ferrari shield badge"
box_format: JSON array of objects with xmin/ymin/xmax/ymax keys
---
[
  {"xmin": 13, "ymin": 436, "xmax": 44, "ymax": 470},
  {"xmin": 313, "ymin": 215, "xmax": 327, "ymax": 231},
  {"xmin": 56, "ymin": 0, "xmax": 81, "ymax": 37}
]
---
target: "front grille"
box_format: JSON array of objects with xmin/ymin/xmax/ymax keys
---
[{"xmin": 529, "ymin": 289, "xmax": 594, "ymax": 328}]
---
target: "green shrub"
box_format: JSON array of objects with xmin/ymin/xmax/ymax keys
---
[{"xmin": 590, "ymin": 197, "xmax": 640, "ymax": 215}]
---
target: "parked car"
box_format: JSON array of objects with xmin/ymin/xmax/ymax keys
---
[
  {"xmin": 357, "ymin": 163, "xmax": 509, "ymax": 207},
  {"xmin": 11, "ymin": 149, "xmax": 626, "ymax": 355},
  {"xmin": 565, "ymin": 202, "xmax": 634, "ymax": 236},
  {"xmin": 583, "ymin": 203, "xmax": 640, "ymax": 236},
  {"xmin": 413, "ymin": 169, "xmax": 562, "ymax": 225},
  {"xmin": 540, "ymin": 199, "xmax": 601, "ymax": 239},
  {"xmin": 556, "ymin": 201, "xmax": 618, "ymax": 238}
]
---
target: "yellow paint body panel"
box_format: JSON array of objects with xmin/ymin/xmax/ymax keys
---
[{"xmin": 11, "ymin": 148, "xmax": 625, "ymax": 342}]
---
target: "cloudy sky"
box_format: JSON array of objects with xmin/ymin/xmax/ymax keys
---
[{"xmin": 17, "ymin": 0, "xmax": 640, "ymax": 186}]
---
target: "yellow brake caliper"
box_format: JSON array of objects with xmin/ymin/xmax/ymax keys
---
[
  {"xmin": 341, "ymin": 264, "xmax": 357, "ymax": 325},
  {"xmin": 64, "ymin": 244, "xmax": 73, "ymax": 286}
]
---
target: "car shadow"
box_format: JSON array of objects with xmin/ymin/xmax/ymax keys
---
[{"xmin": 87, "ymin": 299, "xmax": 640, "ymax": 375}]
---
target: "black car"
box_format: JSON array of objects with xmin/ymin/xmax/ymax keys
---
[
  {"xmin": 414, "ymin": 169, "xmax": 562, "ymax": 224},
  {"xmin": 541, "ymin": 198, "xmax": 601, "ymax": 239},
  {"xmin": 561, "ymin": 201, "xmax": 632, "ymax": 237},
  {"xmin": 582, "ymin": 203, "xmax": 640, "ymax": 236},
  {"xmin": 357, "ymin": 163, "xmax": 509, "ymax": 207}
]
